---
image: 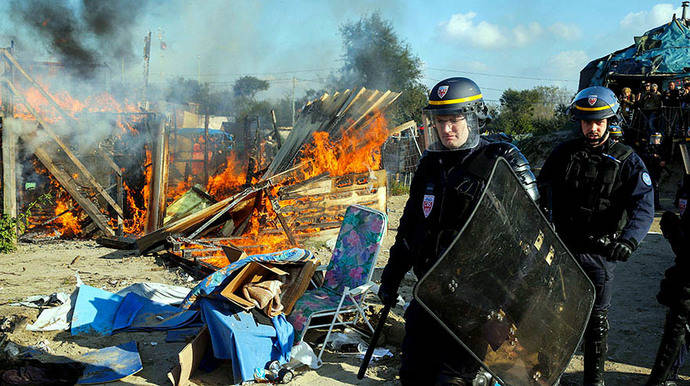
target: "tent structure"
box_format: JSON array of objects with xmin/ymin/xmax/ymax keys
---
[{"xmin": 580, "ymin": 10, "xmax": 690, "ymax": 90}]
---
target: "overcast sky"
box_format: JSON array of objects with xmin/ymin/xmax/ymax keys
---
[{"xmin": 0, "ymin": 1, "xmax": 685, "ymax": 102}]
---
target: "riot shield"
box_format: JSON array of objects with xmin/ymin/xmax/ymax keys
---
[{"xmin": 414, "ymin": 157, "xmax": 595, "ymax": 386}]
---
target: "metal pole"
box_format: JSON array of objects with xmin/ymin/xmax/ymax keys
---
[
  {"xmin": 291, "ymin": 77, "xmax": 296, "ymax": 127},
  {"xmin": 204, "ymin": 108, "xmax": 209, "ymax": 184}
]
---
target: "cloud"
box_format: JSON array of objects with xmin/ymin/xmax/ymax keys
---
[
  {"xmin": 548, "ymin": 50, "xmax": 589, "ymax": 78},
  {"xmin": 548, "ymin": 22, "xmax": 582, "ymax": 40},
  {"xmin": 439, "ymin": 12, "xmax": 546, "ymax": 49},
  {"xmin": 513, "ymin": 22, "xmax": 543, "ymax": 45},
  {"xmin": 620, "ymin": 3, "xmax": 682, "ymax": 30},
  {"xmin": 440, "ymin": 12, "xmax": 505, "ymax": 48}
]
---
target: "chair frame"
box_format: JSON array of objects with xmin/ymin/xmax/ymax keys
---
[{"xmin": 295, "ymin": 205, "xmax": 387, "ymax": 362}]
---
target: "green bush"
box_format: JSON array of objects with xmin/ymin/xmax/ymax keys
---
[
  {"xmin": 389, "ymin": 179, "xmax": 411, "ymax": 196},
  {"xmin": 0, "ymin": 214, "xmax": 18, "ymax": 253},
  {"xmin": 0, "ymin": 193, "xmax": 52, "ymax": 254}
]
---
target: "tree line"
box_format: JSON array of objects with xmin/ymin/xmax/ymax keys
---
[{"xmin": 154, "ymin": 12, "xmax": 576, "ymax": 136}]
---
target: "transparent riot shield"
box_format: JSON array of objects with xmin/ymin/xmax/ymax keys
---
[{"xmin": 414, "ymin": 157, "xmax": 595, "ymax": 386}]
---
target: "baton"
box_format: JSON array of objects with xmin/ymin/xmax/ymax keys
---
[{"xmin": 357, "ymin": 304, "xmax": 392, "ymax": 379}]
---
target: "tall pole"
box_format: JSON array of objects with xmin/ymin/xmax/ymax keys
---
[
  {"xmin": 291, "ymin": 76, "xmax": 296, "ymax": 127},
  {"xmin": 197, "ymin": 56, "xmax": 201, "ymax": 84},
  {"xmin": 204, "ymin": 107, "xmax": 209, "ymax": 185},
  {"xmin": 142, "ymin": 31, "xmax": 152, "ymax": 108}
]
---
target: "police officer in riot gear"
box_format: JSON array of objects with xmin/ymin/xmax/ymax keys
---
[
  {"xmin": 608, "ymin": 125, "xmax": 624, "ymax": 143},
  {"xmin": 647, "ymin": 209, "xmax": 690, "ymax": 385},
  {"xmin": 538, "ymin": 86, "xmax": 655, "ymax": 386},
  {"xmin": 641, "ymin": 132, "xmax": 667, "ymax": 207},
  {"xmin": 378, "ymin": 77, "xmax": 539, "ymax": 385}
]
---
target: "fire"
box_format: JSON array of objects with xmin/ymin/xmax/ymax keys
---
[
  {"xmin": 299, "ymin": 111, "xmax": 388, "ymax": 179},
  {"xmin": 54, "ymin": 196, "xmax": 82, "ymax": 237},
  {"xmin": 206, "ymin": 154, "xmax": 247, "ymax": 199},
  {"xmin": 121, "ymin": 150, "xmax": 152, "ymax": 235}
]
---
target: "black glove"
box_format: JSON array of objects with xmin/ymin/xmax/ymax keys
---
[
  {"xmin": 377, "ymin": 280, "xmax": 398, "ymax": 307},
  {"xmin": 607, "ymin": 238, "xmax": 636, "ymax": 262}
]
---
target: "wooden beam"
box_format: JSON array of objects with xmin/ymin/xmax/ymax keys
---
[
  {"xmin": 389, "ymin": 120, "xmax": 417, "ymax": 137},
  {"xmin": 265, "ymin": 187, "xmax": 297, "ymax": 247},
  {"xmin": 32, "ymin": 145, "xmax": 114, "ymax": 236},
  {"xmin": 2, "ymin": 115, "xmax": 17, "ymax": 218},
  {"xmin": 270, "ymin": 109, "xmax": 282, "ymax": 148},
  {"xmin": 146, "ymin": 117, "xmax": 168, "ymax": 233},
  {"xmin": 3, "ymin": 80, "xmax": 124, "ymax": 219}
]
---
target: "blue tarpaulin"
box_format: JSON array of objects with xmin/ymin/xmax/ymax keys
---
[
  {"xmin": 71, "ymin": 286, "xmax": 198, "ymax": 336},
  {"xmin": 580, "ymin": 17, "xmax": 690, "ymax": 88},
  {"xmin": 199, "ymin": 297, "xmax": 294, "ymax": 383},
  {"xmin": 71, "ymin": 285, "xmax": 124, "ymax": 336},
  {"xmin": 77, "ymin": 341, "xmax": 142, "ymax": 384}
]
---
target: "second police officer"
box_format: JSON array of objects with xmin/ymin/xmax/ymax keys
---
[
  {"xmin": 378, "ymin": 77, "xmax": 539, "ymax": 385},
  {"xmin": 538, "ymin": 86, "xmax": 655, "ymax": 386}
]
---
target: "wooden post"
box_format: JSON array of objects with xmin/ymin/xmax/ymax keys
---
[
  {"xmin": 2, "ymin": 115, "xmax": 16, "ymax": 218},
  {"xmin": 203, "ymin": 110, "xmax": 209, "ymax": 184},
  {"xmin": 146, "ymin": 116, "xmax": 168, "ymax": 233},
  {"xmin": 270, "ymin": 109, "xmax": 282, "ymax": 148},
  {"xmin": 265, "ymin": 187, "xmax": 296, "ymax": 247},
  {"xmin": 256, "ymin": 116, "xmax": 262, "ymax": 169}
]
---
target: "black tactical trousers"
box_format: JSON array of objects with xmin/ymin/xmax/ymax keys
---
[
  {"xmin": 576, "ymin": 252, "xmax": 616, "ymax": 386},
  {"xmin": 576, "ymin": 253, "xmax": 616, "ymax": 312},
  {"xmin": 399, "ymin": 300, "xmax": 480, "ymax": 385}
]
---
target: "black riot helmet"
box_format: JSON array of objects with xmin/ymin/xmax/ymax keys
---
[{"xmin": 422, "ymin": 77, "xmax": 489, "ymax": 152}]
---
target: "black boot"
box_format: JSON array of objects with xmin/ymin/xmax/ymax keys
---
[
  {"xmin": 583, "ymin": 310, "xmax": 608, "ymax": 386},
  {"xmin": 646, "ymin": 311, "xmax": 687, "ymax": 386}
]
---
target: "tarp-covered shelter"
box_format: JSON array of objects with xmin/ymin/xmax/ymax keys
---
[{"xmin": 580, "ymin": 14, "xmax": 690, "ymax": 90}]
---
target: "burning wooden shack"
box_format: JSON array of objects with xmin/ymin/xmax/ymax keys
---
[{"xmin": 0, "ymin": 47, "xmax": 405, "ymax": 273}]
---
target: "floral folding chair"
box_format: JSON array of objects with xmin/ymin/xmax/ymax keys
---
[{"xmin": 287, "ymin": 204, "xmax": 387, "ymax": 361}]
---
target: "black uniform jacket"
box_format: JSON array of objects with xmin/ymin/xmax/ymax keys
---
[
  {"xmin": 380, "ymin": 138, "xmax": 539, "ymax": 291},
  {"xmin": 537, "ymin": 137, "xmax": 654, "ymax": 252}
]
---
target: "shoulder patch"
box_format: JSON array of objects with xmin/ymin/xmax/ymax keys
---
[{"xmin": 641, "ymin": 172, "xmax": 652, "ymax": 186}]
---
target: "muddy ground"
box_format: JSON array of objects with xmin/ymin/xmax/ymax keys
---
[{"xmin": 0, "ymin": 170, "xmax": 689, "ymax": 385}]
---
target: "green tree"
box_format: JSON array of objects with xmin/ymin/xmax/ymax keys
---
[
  {"xmin": 233, "ymin": 76, "xmax": 270, "ymax": 100},
  {"xmin": 337, "ymin": 12, "xmax": 427, "ymax": 125},
  {"xmin": 490, "ymin": 86, "xmax": 573, "ymax": 135}
]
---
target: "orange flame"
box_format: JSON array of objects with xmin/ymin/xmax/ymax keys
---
[
  {"xmin": 54, "ymin": 197, "xmax": 82, "ymax": 237},
  {"xmin": 206, "ymin": 154, "xmax": 247, "ymax": 199},
  {"xmin": 299, "ymin": 111, "xmax": 388, "ymax": 179}
]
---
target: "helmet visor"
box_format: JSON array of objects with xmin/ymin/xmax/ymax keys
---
[{"xmin": 422, "ymin": 111, "xmax": 480, "ymax": 152}]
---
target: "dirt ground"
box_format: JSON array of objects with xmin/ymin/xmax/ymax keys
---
[{"xmin": 0, "ymin": 170, "xmax": 689, "ymax": 385}]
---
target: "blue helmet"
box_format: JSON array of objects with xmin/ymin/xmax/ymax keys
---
[
  {"xmin": 609, "ymin": 125, "xmax": 623, "ymax": 139},
  {"xmin": 570, "ymin": 86, "xmax": 620, "ymax": 121}
]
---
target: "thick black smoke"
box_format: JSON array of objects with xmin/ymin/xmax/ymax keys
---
[{"xmin": 10, "ymin": 0, "xmax": 148, "ymax": 78}]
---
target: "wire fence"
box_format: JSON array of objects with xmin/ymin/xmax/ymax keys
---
[{"xmin": 381, "ymin": 128, "xmax": 423, "ymax": 190}]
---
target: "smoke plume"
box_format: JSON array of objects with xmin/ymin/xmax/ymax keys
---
[{"xmin": 10, "ymin": 0, "xmax": 149, "ymax": 78}]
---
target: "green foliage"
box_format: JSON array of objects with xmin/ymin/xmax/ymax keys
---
[
  {"xmin": 0, "ymin": 215, "xmax": 19, "ymax": 253},
  {"xmin": 165, "ymin": 77, "xmax": 210, "ymax": 106},
  {"xmin": 336, "ymin": 12, "xmax": 427, "ymax": 126},
  {"xmin": 388, "ymin": 179, "xmax": 411, "ymax": 196},
  {"xmin": 489, "ymin": 86, "xmax": 573, "ymax": 136},
  {"xmin": 232, "ymin": 76, "xmax": 269, "ymax": 100},
  {"xmin": 0, "ymin": 193, "xmax": 51, "ymax": 253}
]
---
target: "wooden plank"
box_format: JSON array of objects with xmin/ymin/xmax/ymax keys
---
[
  {"xmin": 136, "ymin": 188, "xmax": 260, "ymax": 253},
  {"xmin": 32, "ymin": 145, "xmax": 114, "ymax": 236},
  {"xmin": 146, "ymin": 117, "xmax": 168, "ymax": 233},
  {"xmin": 2, "ymin": 115, "xmax": 17, "ymax": 217},
  {"xmin": 389, "ymin": 120, "xmax": 417, "ymax": 137},
  {"xmin": 3, "ymin": 80, "xmax": 124, "ymax": 218},
  {"xmin": 266, "ymin": 189, "xmax": 297, "ymax": 247}
]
